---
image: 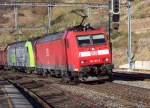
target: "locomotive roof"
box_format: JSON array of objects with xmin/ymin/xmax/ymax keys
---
[
  {"xmin": 8, "ymin": 41, "xmax": 26, "ymax": 48},
  {"xmin": 37, "ymin": 32, "xmax": 64, "ymax": 43},
  {"xmin": 7, "ymin": 32, "xmax": 64, "ymax": 48}
]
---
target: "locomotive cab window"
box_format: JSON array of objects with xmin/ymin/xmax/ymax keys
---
[
  {"xmin": 77, "ymin": 36, "xmax": 91, "ymax": 46},
  {"xmin": 77, "ymin": 34, "xmax": 106, "ymax": 47},
  {"xmin": 92, "ymin": 34, "xmax": 105, "ymax": 45}
]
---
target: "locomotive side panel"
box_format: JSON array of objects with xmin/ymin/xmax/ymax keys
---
[
  {"xmin": 15, "ymin": 46, "xmax": 29, "ymax": 67},
  {"xmin": 66, "ymin": 32, "xmax": 80, "ymax": 71},
  {"xmin": 36, "ymin": 38, "xmax": 67, "ymax": 71},
  {"xmin": 7, "ymin": 46, "xmax": 16, "ymax": 67},
  {"xmin": 11, "ymin": 42, "xmax": 29, "ymax": 68},
  {"xmin": 7, "ymin": 42, "xmax": 31, "ymax": 68}
]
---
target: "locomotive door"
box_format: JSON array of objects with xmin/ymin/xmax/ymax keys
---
[{"xmin": 65, "ymin": 37, "xmax": 77, "ymax": 72}]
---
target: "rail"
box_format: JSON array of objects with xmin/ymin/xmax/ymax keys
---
[{"xmin": 7, "ymin": 80, "xmax": 53, "ymax": 108}]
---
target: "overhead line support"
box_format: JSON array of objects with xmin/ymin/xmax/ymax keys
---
[{"xmin": 0, "ymin": 2, "xmax": 109, "ymax": 8}]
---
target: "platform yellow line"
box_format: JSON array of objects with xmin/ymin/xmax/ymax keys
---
[{"xmin": 7, "ymin": 96, "xmax": 13, "ymax": 108}]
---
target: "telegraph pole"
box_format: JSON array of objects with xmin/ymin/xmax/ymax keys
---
[
  {"xmin": 87, "ymin": 5, "xmax": 91, "ymax": 20},
  {"xmin": 86, "ymin": 0, "xmax": 91, "ymax": 20},
  {"xmin": 48, "ymin": 4, "xmax": 52, "ymax": 30},
  {"xmin": 127, "ymin": 0, "xmax": 132, "ymax": 69},
  {"xmin": 14, "ymin": 4, "xmax": 18, "ymax": 30},
  {"xmin": 108, "ymin": 0, "xmax": 111, "ymax": 37}
]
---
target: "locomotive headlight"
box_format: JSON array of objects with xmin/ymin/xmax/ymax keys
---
[
  {"xmin": 105, "ymin": 58, "xmax": 109, "ymax": 62},
  {"xmin": 92, "ymin": 48, "xmax": 95, "ymax": 50},
  {"xmin": 81, "ymin": 61, "xmax": 85, "ymax": 64},
  {"xmin": 74, "ymin": 68, "xmax": 79, "ymax": 71},
  {"xmin": 80, "ymin": 60, "xmax": 86, "ymax": 64}
]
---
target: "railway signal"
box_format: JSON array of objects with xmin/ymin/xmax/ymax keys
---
[
  {"xmin": 112, "ymin": 0, "xmax": 120, "ymax": 23},
  {"xmin": 112, "ymin": 0, "xmax": 120, "ymax": 14},
  {"xmin": 110, "ymin": 0, "xmax": 120, "ymax": 31}
]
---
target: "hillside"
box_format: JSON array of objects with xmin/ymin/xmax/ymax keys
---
[
  {"xmin": 0, "ymin": 0, "xmax": 109, "ymax": 44},
  {"xmin": 0, "ymin": 0, "xmax": 149, "ymax": 67}
]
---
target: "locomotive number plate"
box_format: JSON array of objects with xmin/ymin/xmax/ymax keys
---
[{"xmin": 90, "ymin": 51, "xmax": 98, "ymax": 56}]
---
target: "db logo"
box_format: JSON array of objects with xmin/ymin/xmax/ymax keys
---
[
  {"xmin": 45, "ymin": 48, "xmax": 49, "ymax": 57},
  {"xmin": 91, "ymin": 51, "xmax": 97, "ymax": 56}
]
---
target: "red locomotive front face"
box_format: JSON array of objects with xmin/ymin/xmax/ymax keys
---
[
  {"xmin": 72, "ymin": 29, "xmax": 112, "ymax": 71},
  {"xmin": 77, "ymin": 34, "xmax": 111, "ymax": 65}
]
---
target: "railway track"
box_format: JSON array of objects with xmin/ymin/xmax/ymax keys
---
[
  {"xmin": 8, "ymin": 77, "xmax": 97, "ymax": 108},
  {"xmin": 80, "ymin": 82, "xmax": 150, "ymax": 107},
  {"xmin": 8, "ymin": 80, "xmax": 54, "ymax": 108},
  {"xmin": 0, "ymin": 76, "xmax": 53, "ymax": 108},
  {"xmin": 1, "ymin": 70, "xmax": 150, "ymax": 108}
]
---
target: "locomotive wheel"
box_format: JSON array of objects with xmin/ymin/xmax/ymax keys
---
[
  {"xmin": 107, "ymin": 69, "xmax": 113, "ymax": 82},
  {"xmin": 108, "ymin": 74, "xmax": 114, "ymax": 82},
  {"xmin": 42, "ymin": 70, "xmax": 46, "ymax": 77},
  {"xmin": 61, "ymin": 71, "xmax": 71, "ymax": 83},
  {"xmin": 55, "ymin": 70, "xmax": 61, "ymax": 78},
  {"xmin": 50, "ymin": 70, "xmax": 55, "ymax": 76},
  {"xmin": 26, "ymin": 69, "xmax": 32, "ymax": 74},
  {"xmin": 72, "ymin": 75, "xmax": 80, "ymax": 85}
]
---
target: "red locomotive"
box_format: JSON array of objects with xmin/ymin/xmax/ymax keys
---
[{"xmin": 35, "ymin": 24, "xmax": 114, "ymax": 82}]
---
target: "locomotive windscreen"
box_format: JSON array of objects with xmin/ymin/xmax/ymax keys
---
[{"xmin": 77, "ymin": 34, "xmax": 106, "ymax": 47}]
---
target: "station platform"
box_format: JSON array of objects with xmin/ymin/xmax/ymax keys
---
[
  {"xmin": 113, "ymin": 68, "xmax": 150, "ymax": 75},
  {"xmin": 0, "ymin": 86, "xmax": 9, "ymax": 108},
  {"xmin": 0, "ymin": 81, "xmax": 33, "ymax": 108}
]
